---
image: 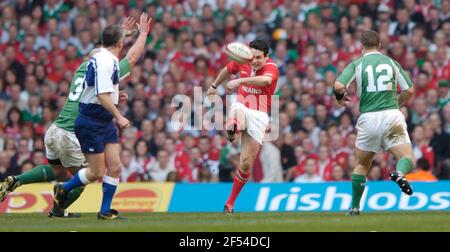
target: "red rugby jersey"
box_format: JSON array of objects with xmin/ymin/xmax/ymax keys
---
[{"xmin": 226, "ymin": 59, "xmax": 279, "ymax": 113}]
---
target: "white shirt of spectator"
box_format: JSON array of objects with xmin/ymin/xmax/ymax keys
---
[
  {"xmin": 148, "ymin": 161, "xmax": 176, "ymax": 182},
  {"xmin": 294, "ymin": 174, "xmax": 323, "ymax": 183}
]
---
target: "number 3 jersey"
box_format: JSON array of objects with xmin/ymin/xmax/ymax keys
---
[
  {"xmin": 336, "ymin": 52, "xmax": 413, "ymax": 114},
  {"xmin": 54, "ymin": 57, "xmax": 130, "ymax": 132}
]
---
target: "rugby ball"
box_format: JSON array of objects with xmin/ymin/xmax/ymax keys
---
[{"xmin": 224, "ymin": 42, "xmax": 253, "ymax": 64}]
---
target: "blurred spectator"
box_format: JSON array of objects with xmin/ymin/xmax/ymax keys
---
[
  {"xmin": 406, "ymin": 158, "xmax": 437, "ymax": 181},
  {"xmin": 259, "ymin": 141, "xmax": 283, "ymax": 182},
  {"xmin": 31, "ymin": 149, "xmax": 46, "ymax": 166},
  {"xmin": 428, "ymin": 113, "xmax": 450, "ymax": 173},
  {"xmin": 0, "ymin": 151, "xmax": 16, "ymax": 180},
  {"xmin": 14, "ymin": 138, "xmax": 32, "ymax": 166},
  {"xmin": 317, "ymin": 145, "xmax": 333, "ymax": 181},
  {"xmin": 18, "ymin": 159, "xmax": 34, "ymax": 174},
  {"xmin": 5, "ymin": 106, "xmax": 22, "ymax": 140},
  {"xmin": 367, "ymin": 163, "xmax": 384, "ymax": 181},
  {"xmin": 294, "ymin": 157, "xmax": 323, "ymax": 183},
  {"xmin": 329, "ymin": 164, "xmax": 347, "ymax": 182},
  {"xmin": 444, "ymin": 105, "xmax": 450, "ymax": 135},
  {"xmin": 389, "ymin": 7, "xmax": 415, "ymax": 37},
  {"xmin": 120, "ymin": 148, "xmax": 145, "ymax": 182},
  {"xmin": 219, "ymin": 142, "xmax": 240, "ymax": 182},
  {"xmin": 438, "ymin": 81, "xmax": 449, "ymax": 108},
  {"xmin": 146, "ymin": 149, "xmax": 175, "ymax": 182}
]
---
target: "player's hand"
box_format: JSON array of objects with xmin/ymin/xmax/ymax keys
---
[
  {"xmin": 119, "ymin": 90, "xmax": 128, "ymax": 104},
  {"xmin": 337, "ymin": 94, "xmax": 352, "ymax": 106},
  {"xmin": 122, "ymin": 16, "xmax": 136, "ymax": 36},
  {"xmin": 116, "ymin": 115, "xmax": 131, "ymax": 129},
  {"xmin": 136, "ymin": 13, "xmax": 152, "ymax": 35},
  {"xmin": 207, "ymin": 85, "xmax": 217, "ymax": 101},
  {"xmin": 226, "ymin": 80, "xmax": 240, "ymax": 90},
  {"xmin": 265, "ymin": 123, "xmax": 272, "ymax": 133}
]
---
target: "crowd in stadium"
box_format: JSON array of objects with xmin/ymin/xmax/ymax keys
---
[{"xmin": 0, "ymin": 0, "xmax": 449, "ymax": 184}]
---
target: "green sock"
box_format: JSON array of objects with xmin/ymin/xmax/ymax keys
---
[
  {"xmin": 60, "ymin": 186, "xmax": 85, "ymax": 209},
  {"xmin": 396, "ymin": 157, "xmax": 414, "ymax": 175},
  {"xmin": 351, "ymin": 174, "xmax": 366, "ymax": 209},
  {"xmin": 17, "ymin": 165, "xmax": 55, "ymax": 186}
]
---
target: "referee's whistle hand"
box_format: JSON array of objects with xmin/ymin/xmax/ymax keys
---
[{"xmin": 117, "ymin": 116, "xmax": 131, "ymax": 129}]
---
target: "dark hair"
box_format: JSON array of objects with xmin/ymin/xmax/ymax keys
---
[
  {"xmin": 339, "ymin": 111, "xmax": 353, "ymax": 124},
  {"xmin": 20, "ymin": 159, "xmax": 35, "ymax": 170},
  {"xmin": 249, "ymin": 39, "xmax": 269, "ymax": 56},
  {"xmin": 7, "ymin": 106, "xmax": 22, "ymax": 127},
  {"xmin": 418, "ymin": 70, "xmax": 429, "ymax": 77},
  {"xmin": 360, "ymin": 30, "xmax": 380, "ymax": 49},
  {"xmin": 101, "ymin": 25, "xmax": 123, "ymax": 48},
  {"xmin": 417, "ymin": 158, "xmax": 430, "ymax": 171}
]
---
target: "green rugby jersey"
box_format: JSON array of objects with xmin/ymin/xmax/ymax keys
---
[
  {"xmin": 336, "ymin": 52, "xmax": 413, "ymax": 114},
  {"xmin": 54, "ymin": 58, "xmax": 131, "ymax": 132}
]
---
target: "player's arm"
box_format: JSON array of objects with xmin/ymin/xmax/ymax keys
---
[
  {"xmin": 226, "ymin": 64, "xmax": 277, "ymax": 89},
  {"xmin": 207, "ymin": 66, "xmax": 233, "ymax": 98},
  {"xmin": 211, "ymin": 67, "xmax": 233, "ymax": 89},
  {"xmin": 97, "ymin": 93, "xmax": 130, "ymax": 128},
  {"xmin": 398, "ymin": 87, "xmax": 415, "ymax": 106},
  {"xmin": 125, "ymin": 13, "xmax": 152, "ymax": 68},
  {"xmin": 229, "ymin": 75, "xmax": 272, "ymax": 87},
  {"xmin": 392, "ymin": 60, "xmax": 415, "ymax": 106},
  {"xmin": 334, "ymin": 61, "xmax": 356, "ymax": 105},
  {"xmin": 95, "ymin": 57, "xmax": 130, "ymax": 128},
  {"xmin": 97, "ymin": 93, "xmax": 124, "ymax": 120}
]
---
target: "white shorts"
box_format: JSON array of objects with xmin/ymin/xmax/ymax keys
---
[
  {"xmin": 230, "ymin": 102, "xmax": 269, "ymax": 145},
  {"xmin": 355, "ymin": 109, "xmax": 411, "ymax": 153},
  {"xmin": 44, "ymin": 123, "xmax": 87, "ymax": 168}
]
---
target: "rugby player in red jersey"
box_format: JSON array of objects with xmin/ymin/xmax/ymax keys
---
[{"xmin": 207, "ymin": 40, "xmax": 279, "ymax": 213}]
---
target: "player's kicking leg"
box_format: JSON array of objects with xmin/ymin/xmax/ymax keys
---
[
  {"xmin": 224, "ymin": 132, "xmax": 261, "ymax": 213},
  {"xmin": 347, "ymin": 147, "xmax": 375, "ymax": 216},
  {"xmin": 388, "ymin": 143, "xmax": 415, "ymax": 195}
]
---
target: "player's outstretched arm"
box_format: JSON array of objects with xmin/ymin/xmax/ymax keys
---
[
  {"xmin": 125, "ymin": 13, "xmax": 152, "ymax": 67},
  {"xmin": 398, "ymin": 87, "xmax": 415, "ymax": 106},
  {"xmin": 226, "ymin": 76, "xmax": 271, "ymax": 90},
  {"xmin": 207, "ymin": 67, "xmax": 232, "ymax": 97}
]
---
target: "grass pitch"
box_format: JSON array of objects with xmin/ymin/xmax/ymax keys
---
[{"xmin": 0, "ymin": 211, "xmax": 448, "ymax": 232}]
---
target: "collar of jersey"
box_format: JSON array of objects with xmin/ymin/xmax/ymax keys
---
[
  {"xmin": 99, "ymin": 48, "xmax": 119, "ymax": 61},
  {"xmin": 363, "ymin": 51, "xmax": 382, "ymax": 57}
]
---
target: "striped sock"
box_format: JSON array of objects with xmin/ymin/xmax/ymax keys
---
[{"xmin": 62, "ymin": 168, "xmax": 90, "ymax": 191}]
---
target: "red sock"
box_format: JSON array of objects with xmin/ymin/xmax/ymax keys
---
[{"xmin": 225, "ymin": 169, "xmax": 250, "ymax": 208}]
